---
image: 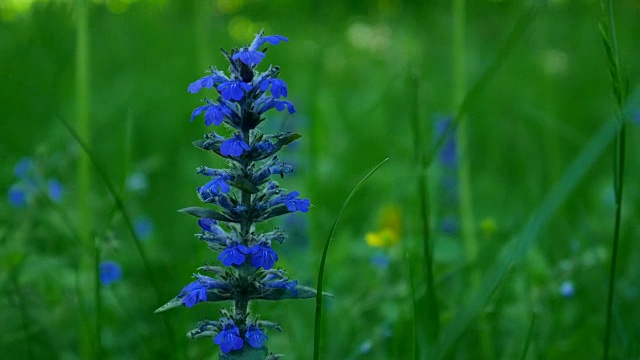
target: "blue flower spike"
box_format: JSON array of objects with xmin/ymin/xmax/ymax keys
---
[{"xmin": 160, "ymin": 30, "xmax": 318, "ymax": 357}]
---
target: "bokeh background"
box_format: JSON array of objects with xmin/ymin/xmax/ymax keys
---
[{"xmin": 1, "ymin": 0, "xmax": 640, "ymax": 359}]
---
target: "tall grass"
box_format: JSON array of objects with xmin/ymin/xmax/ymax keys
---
[{"xmin": 599, "ymin": 0, "xmax": 628, "ymax": 358}]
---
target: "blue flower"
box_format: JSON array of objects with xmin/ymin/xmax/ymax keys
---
[
  {"xmin": 214, "ymin": 320, "xmax": 244, "ymax": 353},
  {"xmin": 435, "ymin": 116, "xmax": 457, "ymax": 168},
  {"xmin": 632, "ymin": 111, "xmax": 640, "ymax": 126},
  {"xmin": 249, "ymin": 242, "xmax": 279, "ymax": 270},
  {"xmin": 48, "ymin": 179, "xmax": 64, "ymax": 202},
  {"xmin": 274, "ymin": 191, "xmax": 310, "ymax": 213},
  {"xmin": 8, "ymin": 185, "xmax": 28, "ymax": 208},
  {"xmin": 267, "ymin": 279, "xmax": 298, "ymax": 297},
  {"xmin": 560, "ymin": 280, "xmax": 575, "ymax": 298},
  {"xmin": 188, "ymin": 71, "xmax": 229, "ymax": 94},
  {"xmin": 134, "ymin": 216, "xmax": 154, "ymax": 240},
  {"xmin": 198, "ymin": 218, "xmax": 217, "ymax": 232},
  {"xmin": 99, "ymin": 261, "xmax": 122, "ymax": 286},
  {"xmin": 259, "ymin": 78, "xmax": 288, "ymax": 98},
  {"xmin": 14, "ymin": 157, "xmax": 33, "ymax": 178},
  {"xmin": 217, "ymin": 80, "xmax": 252, "ymax": 101},
  {"xmin": 220, "ymin": 134, "xmax": 250, "ymax": 157},
  {"xmin": 249, "ymin": 32, "xmax": 288, "ymax": 51},
  {"xmin": 233, "ymin": 49, "xmax": 266, "ymax": 66},
  {"xmin": 190, "ymin": 103, "xmax": 229, "ymax": 126},
  {"xmin": 255, "ymin": 97, "xmax": 296, "ymax": 115},
  {"xmin": 179, "ymin": 280, "xmax": 209, "ymax": 308},
  {"xmin": 218, "ymin": 242, "xmax": 251, "ymax": 266},
  {"xmin": 245, "ymin": 324, "xmax": 268, "ymax": 349}
]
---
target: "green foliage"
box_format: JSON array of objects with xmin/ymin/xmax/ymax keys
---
[{"xmin": 1, "ymin": 1, "xmax": 640, "ymax": 359}]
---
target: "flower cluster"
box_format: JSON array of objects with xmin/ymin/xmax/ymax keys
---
[
  {"xmin": 7, "ymin": 157, "xmax": 63, "ymax": 207},
  {"xmin": 156, "ymin": 31, "xmax": 317, "ymax": 358}
]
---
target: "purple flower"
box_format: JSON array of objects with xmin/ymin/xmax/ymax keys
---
[
  {"xmin": 187, "ymin": 71, "xmax": 228, "ymax": 94},
  {"xmin": 99, "ymin": 261, "xmax": 122, "ymax": 286},
  {"xmin": 190, "ymin": 103, "xmax": 229, "ymax": 126},
  {"xmin": 254, "ymin": 97, "xmax": 296, "ymax": 115},
  {"xmin": 245, "ymin": 324, "xmax": 268, "ymax": 349},
  {"xmin": 214, "ymin": 321, "xmax": 244, "ymax": 353},
  {"xmin": 267, "ymin": 279, "xmax": 298, "ymax": 297},
  {"xmin": 259, "ymin": 78, "xmax": 288, "ymax": 98},
  {"xmin": 217, "ymin": 80, "xmax": 252, "ymax": 101},
  {"xmin": 249, "ymin": 242, "xmax": 279, "ymax": 270},
  {"xmin": 220, "ymin": 134, "xmax": 250, "ymax": 157},
  {"xmin": 218, "ymin": 242, "xmax": 251, "ymax": 266}
]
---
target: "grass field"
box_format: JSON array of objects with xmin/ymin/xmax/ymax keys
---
[{"xmin": 1, "ymin": 1, "xmax": 639, "ymax": 359}]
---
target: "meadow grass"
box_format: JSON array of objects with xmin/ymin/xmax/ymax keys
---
[{"xmin": 1, "ymin": 1, "xmax": 639, "ymax": 359}]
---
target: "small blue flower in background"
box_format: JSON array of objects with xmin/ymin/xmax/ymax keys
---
[
  {"xmin": 214, "ymin": 321, "xmax": 244, "ymax": 353},
  {"xmin": 560, "ymin": 280, "xmax": 575, "ymax": 298},
  {"xmin": 435, "ymin": 116, "xmax": 457, "ymax": 168},
  {"xmin": 134, "ymin": 216, "xmax": 154, "ymax": 240},
  {"xmin": 99, "ymin": 261, "xmax": 123, "ymax": 286},
  {"xmin": 441, "ymin": 215, "xmax": 459, "ymax": 235},
  {"xmin": 14, "ymin": 157, "xmax": 33, "ymax": 178},
  {"xmin": 8, "ymin": 185, "xmax": 28, "ymax": 208},
  {"xmin": 48, "ymin": 179, "xmax": 64, "ymax": 202},
  {"xmin": 126, "ymin": 171, "xmax": 149, "ymax": 193},
  {"xmin": 632, "ymin": 111, "xmax": 640, "ymax": 125},
  {"xmin": 245, "ymin": 324, "xmax": 268, "ymax": 349},
  {"xmin": 370, "ymin": 253, "xmax": 390, "ymax": 269}
]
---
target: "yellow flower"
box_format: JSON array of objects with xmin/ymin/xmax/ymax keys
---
[{"xmin": 365, "ymin": 204, "xmax": 402, "ymax": 248}]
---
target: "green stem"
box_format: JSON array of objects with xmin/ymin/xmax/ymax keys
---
[
  {"xmin": 75, "ymin": 1, "xmax": 94, "ymax": 358},
  {"xmin": 601, "ymin": 1, "xmax": 626, "ymax": 358},
  {"xmin": 452, "ymin": 0, "xmax": 491, "ymax": 356}
]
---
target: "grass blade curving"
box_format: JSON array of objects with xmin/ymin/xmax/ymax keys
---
[{"xmin": 312, "ymin": 157, "xmax": 389, "ymax": 360}]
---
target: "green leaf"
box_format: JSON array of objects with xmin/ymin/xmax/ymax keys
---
[
  {"xmin": 274, "ymin": 133, "xmax": 301, "ymax": 147},
  {"xmin": 154, "ymin": 297, "xmax": 183, "ymax": 313},
  {"xmin": 254, "ymin": 285, "xmax": 333, "ymax": 301},
  {"xmin": 231, "ymin": 177, "xmax": 260, "ymax": 194},
  {"xmin": 178, "ymin": 207, "xmax": 236, "ymax": 222},
  {"xmin": 155, "ymin": 291, "xmax": 232, "ymax": 313}
]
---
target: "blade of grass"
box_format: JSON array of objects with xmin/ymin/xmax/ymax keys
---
[
  {"xmin": 74, "ymin": 0, "xmax": 93, "ymax": 357},
  {"xmin": 600, "ymin": 1, "xmax": 628, "ymax": 358},
  {"xmin": 519, "ymin": 310, "xmax": 537, "ymax": 360},
  {"xmin": 439, "ymin": 91, "xmax": 637, "ymax": 354},
  {"xmin": 58, "ymin": 116, "xmax": 180, "ymax": 358},
  {"xmin": 312, "ymin": 158, "xmax": 389, "ymax": 360},
  {"xmin": 600, "ymin": 0, "xmax": 627, "ymax": 360},
  {"xmin": 409, "ymin": 69, "xmax": 439, "ymax": 358}
]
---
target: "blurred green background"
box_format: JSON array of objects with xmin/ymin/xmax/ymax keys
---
[{"xmin": 1, "ymin": 0, "xmax": 640, "ymax": 359}]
